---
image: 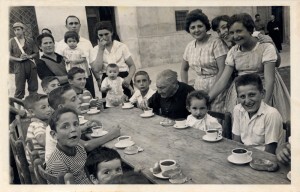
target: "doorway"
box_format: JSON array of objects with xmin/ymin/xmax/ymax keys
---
[{"xmin": 271, "ymin": 6, "xmax": 284, "ymax": 43}]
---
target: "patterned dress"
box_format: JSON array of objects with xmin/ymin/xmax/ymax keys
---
[
  {"xmin": 183, "ymin": 35, "xmax": 229, "ymax": 112},
  {"xmin": 225, "ymin": 42, "xmax": 290, "ymax": 122}
]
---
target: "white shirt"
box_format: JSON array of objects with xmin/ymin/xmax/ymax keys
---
[
  {"xmin": 186, "ymin": 114, "xmax": 222, "ymax": 131},
  {"xmin": 129, "ymin": 88, "xmax": 155, "ymax": 106}
]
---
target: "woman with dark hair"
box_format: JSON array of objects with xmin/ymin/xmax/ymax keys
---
[
  {"xmin": 209, "ymin": 13, "xmax": 290, "ymax": 122},
  {"xmin": 211, "ymin": 15, "xmax": 233, "ymax": 48},
  {"xmin": 35, "ymin": 33, "xmax": 68, "ymax": 85},
  {"xmin": 181, "ymin": 9, "xmax": 229, "ymax": 112},
  {"xmin": 90, "ymin": 21, "xmax": 136, "ymax": 98}
]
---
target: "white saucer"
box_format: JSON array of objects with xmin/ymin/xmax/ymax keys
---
[
  {"xmin": 287, "ymin": 171, "xmax": 291, "ymax": 181},
  {"xmin": 122, "ymin": 105, "xmax": 134, "ymax": 109},
  {"xmin": 227, "ymin": 154, "xmax": 252, "ymax": 165},
  {"xmin": 115, "ymin": 140, "xmax": 135, "ymax": 148},
  {"xmin": 202, "ymin": 135, "xmax": 223, "ymax": 142},
  {"xmin": 87, "ymin": 109, "xmax": 100, "ymax": 114},
  {"xmin": 91, "ymin": 130, "xmax": 108, "ymax": 137},
  {"xmin": 79, "ymin": 119, "xmax": 88, "ymax": 125},
  {"xmin": 140, "ymin": 113, "xmax": 155, "ymax": 118},
  {"xmin": 149, "ymin": 168, "xmax": 169, "ymax": 179},
  {"xmin": 173, "ymin": 124, "xmax": 189, "ymax": 129}
]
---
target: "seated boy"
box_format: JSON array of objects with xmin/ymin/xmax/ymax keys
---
[
  {"xmin": 186, "ymin": 90, "xmax": 221, "ymax": 131},
  {"xmin": 232, "ymin": 73, "xmax": 284, "ymax": 154},
  {"xmin": 46, "ymin": 107, "xmax": 92, "ymax": 184},
  {"xmin": 41, "ymin": 76, "xmax": 60, "ymax": 94},
  {"xmin": 86, "ymin": 147, "xmax": 123, "ymax": 184},
  {"xmin": 129, "ymin": 71, "xmax": 155, "ymax": 108},
  {"xmin": 24, "ymin": 94, "xmax": 52, "ymax": 164},
  {"xmin": 68, "ymin": 67, "xmax": 102, "ymax": 108}
]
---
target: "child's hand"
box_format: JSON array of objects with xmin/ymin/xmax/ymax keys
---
[
  {"xmin": 20, "ymin": 53, "xmax": 28, "ymax": 60},
  {"xmin": 90, "ymin": 98, "xmax": 103, "ymax": 108},
  {"xmin": 106, "ymin": 85, "xmax": 112, "ymax": 91},
  {"xmin": 18, "ymin": 109, "xmax": 27, "ymax": 118},
  {"xmin": 81, "ymin": 120, "xmax": 102, "ymax": 131},
  {"xmin": 121, "ymin": 95, "xmax": 129, "ymax": 103},
  {"xmin": 139, "ymin": 99, "xmax": 149, "ymax": 110},
  {"xmin": 258, "ymin": 34, "xmax": 273, "ymax": 44}
]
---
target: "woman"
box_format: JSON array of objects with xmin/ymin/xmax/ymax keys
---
[
  {"xmin": 180, "ymin": 9, "xmax": 229, "ymax": 112},
  {"xmin": 209, "ymin": 13, "xmax": 290, "ymax": 122},
  {"xmin": 90, "ymin": 21, "xmax": 136, "ymax": 98},
  {"xmin": 36, "ymin": 33, "xmax": 68, "ymax": 85}
]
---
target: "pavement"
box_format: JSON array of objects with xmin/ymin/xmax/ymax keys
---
[{"xmin": 8, "ymin": 43, "xmax": 290, "ymax": 98}]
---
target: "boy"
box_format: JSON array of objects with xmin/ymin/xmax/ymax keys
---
[
  {"xmin": 232, "ymin": 74, "xmax": 284, "ymax": 154},
  {"xmin": 86, "ymin": 147, "xmax": 123, "ymax": 184},
  {"xmin": 186, "ymin": 90, "xmax": 221, "ymax": 131},
  {"xmin": 129, "ymin": 71, "xmax": 155, "ymax": 108},
  {"xmin": 62, "ymin": 31, "xmax": 89, "ymax": 78},
  {"xmin": 9, "ymin": 22, "xmax": 38, "ymax": 99},
  {"xmin": 24, "ymin": 94, "xmax": 52, "ymax": 164},
  {"xmin": 101, "ymin": 64, "xmax": 133, "ymax": 107},
  {"xmin": 41, "ymin": 76, "xmax": 60, "ymax": 94},
  {"xmin": 46, "ymin": 107, "xmax": 92, "ymax": 184}
]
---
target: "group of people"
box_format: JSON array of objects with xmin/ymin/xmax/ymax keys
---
[{"xmin": 9, "ymin": 9, "xmax": 290, "ymax": 184}]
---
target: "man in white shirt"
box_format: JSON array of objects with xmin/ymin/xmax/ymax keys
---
[{"xmin": 56, "ymin": 15, "xmax": 97, "ymax": 98}]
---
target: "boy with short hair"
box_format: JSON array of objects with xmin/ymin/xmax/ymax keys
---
[
  {"xmin": 24, "ymin": 94, "xmax": 52, "ymax": 164},
  {"xmin": 41, "ymin": 76, "xmax": 60, "ymax": 94},
  {"xmin": 232, "ymin": 73, "xmax": 284, "ymax": 154},
  {"xmin": 129, "ymin": 71, "xmax": 155, "ymax": 108},
  {"xmin": 46, "ymin": 107, "xmax": 92, "ymax": 184},
  {"xmin": 86, "ymin": 147, "xmax": 123, "ymax": 184}
]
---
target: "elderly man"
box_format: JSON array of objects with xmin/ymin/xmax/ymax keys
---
[
  {"xmin": 146, "ymin": 69, "xmax": 194, "ymax": 119},
  {"xmin": 56, "ymin": 15, "xmax": 97, "ymax": 97}
]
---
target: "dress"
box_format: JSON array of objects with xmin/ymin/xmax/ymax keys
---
[
  {"xmin": 232, "ymin": 102, "xmax": 284, "ymax": 151},
  {"xmin": 101, "ymin": 77, "xmax": 124, "ymax": 107},
  {"xmin": 62, "ymin": 47, "xmax": 89, "ymax": 77},
  {"xmin": 183, "ymin": 35, "xmax": 228, "ymax": 112},
  {"xmin": 225, "ymin": 42, "xmax": 290, "ymax": 122},
  {"xmin": 186, "ymin": 114, "xmax": 222, "ymax": 131}
]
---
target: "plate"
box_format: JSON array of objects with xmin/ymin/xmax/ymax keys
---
[
  {"xmin": 79, "ymin": 119, "xmax": 88, "ymax": 125},
  {"xmin": 287, "ymin": 171, "xmax": 291, "ymax": 181},
  {"xmin": 122, "ymin": 105, "xmax": 134, "ymax": 109},
  {"xmin": 115, "ymin": 140, "xmax": 135, "ymax": 148},
  {"xmin": 87, "ymin": 109, "xmax": 100, "ymax": 114},
  {"xmin": 202, "ymin": 135, "xmax": 223, "ymax": 142},
  {"xmin": 149, "ymin": 168, "xmax": 169, "ymax": 179},
  {"xmin": 140, "ymin": 113, "xmax": 155, "ymax": 118},
  {"xmin": 173, "ymin": 124, "xmax": 189, "ymax": 129},
  {"xmin": 227, "ymin": 154, "xmax": 252, "ymax": 165},
  {"xmin": 91, "ymin": 130, "xmax": 108, "ymax": 137}
]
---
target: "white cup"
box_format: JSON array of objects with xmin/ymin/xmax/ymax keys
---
[
  {"xmin": 80, "ymin": 103, "xmax": 90, "ymax": 111},
  {"xmin": 143, "ymin": 108, "xmax": 153, "ymax": 116},
  {"xmin": 159, "ymin": 159, "xmax": 177, "ymax": 173},
  {"xmin": 231, "ymin": 148, "xmax": 252, "ymax": 162},
  {"xmin": 175, "ymin": 120, "xmax": 186, "ymax": 127},
  {"xmin": 92, "ymin": 125, "xmax": 103, "ymax": 134},
  {"xmin": 89, "ymin": 107, "xmax": 98, "ymax": 112},
  {"xmin": 78, "ymin": 115, "xmax": 85, "ymax": 121},
  {"xmin": 123, "ymin": 102, "xmax": 132, "ymax": 108},
  {"xmin": 82, "ymin": 96, "xmax": 91, "ymax": 103},
  {"xmin": 205, "ymin": 129, "xmax": 222, "ymax": 140},
  {"xmin": 118, "ymin": 135, "xmax": 132, "ymax": 142}
]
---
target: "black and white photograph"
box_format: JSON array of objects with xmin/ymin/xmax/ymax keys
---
[{"xmin": 2, "ymin": 1, "xmax": 299, "ymax": 191}]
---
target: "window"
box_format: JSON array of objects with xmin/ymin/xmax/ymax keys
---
[{"xmin": 175, "ymin": 10, "xmax": 188, "ymax": 31}]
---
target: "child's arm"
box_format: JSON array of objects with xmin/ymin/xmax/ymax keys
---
[
  {"xmin": 100, "ymin": 78, "xmax": 111, "ymax": 93},
  {"xmin": 71, "ymin": 57, "xmax": 87, "ymax": 65}
]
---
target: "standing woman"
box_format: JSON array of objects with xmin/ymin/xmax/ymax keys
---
[
  {"xmin": 90, "ymin": 21, "xmax": 136, "ymax": 98},
  {"xmin": 209, "ymin": 13, "xmax": 290, "ymax": 122},
  {"xmin": 181, "ymin": 9, "xmax": 229, "ymax": 112}
]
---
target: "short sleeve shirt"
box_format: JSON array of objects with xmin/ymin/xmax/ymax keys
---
[
  {"xmin": 186, "ymin": 114, "xmax": 222, "ymax": 131},
  {"xmin": 129, "ymin": 88, "xmax": 155, "ymax": 106}
]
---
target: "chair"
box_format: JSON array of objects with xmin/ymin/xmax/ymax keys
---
[
  {"xmin": 283, "ymin": 120, "xmax": 291, "ymax": 142},
  {"xmin": 10, "ymin": 115, "xmax": 28, "ymax": 145},
  {"xmin": 9, "ymin": 133, "xmax": 32, "ymax": 184},
  {"xmin": 208, "ymin": 111, "xmax": 232, "ymax": 139},
  {"xmin": 33, "ymin": 158, "xmax": 74, "ymax": 184}
]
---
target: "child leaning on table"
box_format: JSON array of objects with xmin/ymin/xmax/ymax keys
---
[
  {"xmin": 24, "ymin": 94, "xmax": 52, "ymax": 164},
  {"xmin": 232, "ymin": 73, "xmax": 284, "ymax": 154},
  {"xmin": 62, "ymin": 31, "xmax": 89, "ymax": 77},
  {"xmin": 68, "ymin": 67, "xmax": 102, "ymax": 108},
  {"xmin": 46, "ymin": 107, "xmax": 92, "ymax": 184},
  {"xmin": 101, "ymin": 63, "xmax": 134, "ymax": 107},
  {"xmin": 41, "ymin": 76, "xmax": 60, "ymax": 95},
  {"xmin": 86, "ymin": 147, "xmax": 123, "ymax": 184},
  {"xmin": 129, "ymin": 71, "xmax": 155, "ymax": 108},
  {"xmin": 185, "ymin": 90, "xmax": 222, "ymax": 131}
]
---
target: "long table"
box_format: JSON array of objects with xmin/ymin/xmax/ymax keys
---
[{"xmin": 85, "ymin": 107, "xmax": 291, "ymax": 184}]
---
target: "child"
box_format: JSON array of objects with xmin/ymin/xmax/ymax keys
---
[
  {"xmin": 107, "ymin": 171, "xmax": 151, "ymax": 184},
  {"xmin": 46, "ymin": 107, "xmax": 92, "ymax": 184},
  {"xmin": 129, "ymin": 71, "xmax": 155, "ymax": 108},
  {"xmin": 186, "ymin": 90, "xmax": 222, "ymax": 131},
  {"xmin": 24, "ymin": 94, "xmax": 52, "ymax": 164},
  {"xmin": 62, "ymin": 31, "xmax": 89, "ymax": 78},
  {"xmin": 232, "ymin": 73, "xmax": 284, "ymax": 154},
  {"xmin": 86, "ymin": 147, "xmax": 123, "ymax": 184},
  {"xmin": 41, "ymin": 76, "xmax": 60, "ymax": 94},
  {"xmin": 68, "ymin": 67, "xmax": 102, "ymax": 108},
  {"xmin": 101, "ymin": 63, "xmax": 133, "ymax": 107}
]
